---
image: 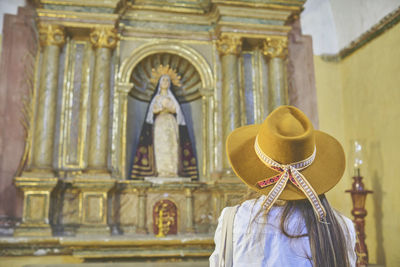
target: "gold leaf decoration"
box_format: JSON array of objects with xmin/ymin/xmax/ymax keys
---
[
  {"xmin": 150, "ymin": 64, "xmax": 182, "ymax": 87},
  {"xmin": 129, "ymin": 53, "xmax": 202, "ymax": 102}
]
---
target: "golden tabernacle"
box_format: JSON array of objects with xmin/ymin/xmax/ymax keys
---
[{"xmin": 0, "ymin": 0, "xmax": 320, "ymax": 264}]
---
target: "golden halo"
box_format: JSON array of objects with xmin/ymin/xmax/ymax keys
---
[{"xmin": 150, "ymin": 64, "xmax": 182, "ymax": 87}]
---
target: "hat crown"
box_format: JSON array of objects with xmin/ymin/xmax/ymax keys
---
[
  {"xmin": 276, "ymin": 113, "xmax": 305, "ymax": 136},
  {"xmin": 258, "ymin": 106, "xmax": 315, "ymax": 164}
]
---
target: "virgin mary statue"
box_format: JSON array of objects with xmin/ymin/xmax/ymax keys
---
[{"xmin": 131, "ymin": 65, "xmax": 198, "ymax": 179}]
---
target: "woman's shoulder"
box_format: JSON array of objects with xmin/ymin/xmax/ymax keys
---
[
  {"xmin": 333, "ymin": 210, "xmax": 354, "ymax": 227},
  {"xmin": 238, "ymin": 196, "xmax": 285, "ymax": 214},
  {"xmin": 217, "ymin": 198, "xmax": 260, "ymax": 224},
  {"xmin": 332, "ymin": 209, "xmax": 356, "ymax": 240},
  {"xmin": 234, "ymin": 197, "xmax": 287, "ymax": 227}
]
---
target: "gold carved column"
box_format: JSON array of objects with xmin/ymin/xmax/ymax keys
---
[
  {"xmin": 71, "ymin": 179, "xmax": 115, "ymax": 235},
  {"xmin": 14, "ymin": 24, "xmax": 64, "ymax": 237},
  {"xmin": 113, "ymin": 83, "xmax": 133, "ymax": 179},
  {"xmin": 87, "ymin": 27, "xmax": 118, "ymax": 173},
  {"xmin": 263, "ymin": 36, "xmax": 289, "ymax": 109},
  {"xmin": 136, "ymin": 188, "xmax": 148, "ymax": 234},
  {"xmin": 13, "ymin": 177, "xmax": 58, "ymax": 236},
  {"xmin": 185, "ymin": 187, "xmax": 195, "ymax": 233},
  {"xmin": 31, "ymin": 24, "xmax": 65, "ymax": 171},
  {"xmin": 70, "ymin": 27, "xmax": 118, "ymax": 235},
  {"xmin": 115, "ymin": 181, "xmax": 151, "ymax": 234},
  {"xmin": 216, "ymin": 35, "xmax": 242, "ymax": 172}
]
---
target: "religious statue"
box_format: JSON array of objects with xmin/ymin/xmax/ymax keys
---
[{"xmin": 131, "ymin": 65, "xmax": 198, "ymax": 179}]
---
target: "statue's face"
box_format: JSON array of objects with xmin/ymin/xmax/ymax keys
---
[{"xmin": 160, "ymin": 76, "xmax": 170, "ymax": 90}]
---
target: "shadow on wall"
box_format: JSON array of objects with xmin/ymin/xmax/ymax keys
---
[{"xmin": 368, "ymin": 141, "xmax": 385, "ymax": 265}]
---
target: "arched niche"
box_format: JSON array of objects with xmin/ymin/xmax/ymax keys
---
[
  {"xmin": 115, "ymin": 42, "xmax": 214, "ymax": 180},
  {"xmin": 119, "ymin": 42, "xmax": 213, "ymax": 88},
  {"xmin": 129, "ymin": 53, "xmax": 203, "ymax": 103}
]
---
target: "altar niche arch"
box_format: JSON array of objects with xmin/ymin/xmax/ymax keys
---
[{"xmin": 115, "ymin": 42, "xmax": 214, "ymax": 180}]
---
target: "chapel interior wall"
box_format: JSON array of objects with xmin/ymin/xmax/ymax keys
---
[{"xmin": 315, "ymin": 22, "xmax": 400, "ymax": 266}]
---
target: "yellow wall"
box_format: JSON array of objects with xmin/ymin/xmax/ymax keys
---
[{"xmin": 315, "ymin": 22, "xmax": 400, "ymax": 267}]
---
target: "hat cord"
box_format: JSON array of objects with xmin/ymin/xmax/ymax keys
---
[{"xmin": 254, "ymin": 136, "xmax": 327, "ymax": 222}]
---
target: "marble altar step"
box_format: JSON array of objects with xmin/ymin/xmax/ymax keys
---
[
  {"xmin": 0, "ymin": 234, "xmax": 214, "ymax": 259},
  {"xmin": 24, "ymin": 262, "xmax": 209, "ymax": 267},
  {"xmin": 23, "ymin": 262, "xmax": 385, "ymax": 267}
]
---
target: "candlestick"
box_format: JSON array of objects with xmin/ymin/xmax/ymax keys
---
[{"xmin": 346, "ymin": 172, "xmax": 373, "ymax": 267}]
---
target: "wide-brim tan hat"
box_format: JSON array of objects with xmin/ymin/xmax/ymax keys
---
[{"xmin": 226, "ymin": 105, "xmax": 345, "ymax": 200}]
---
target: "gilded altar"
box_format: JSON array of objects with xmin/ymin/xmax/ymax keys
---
[{"xmin": 0, "ymin": 0, "xmax": 317, "ymax": 262}]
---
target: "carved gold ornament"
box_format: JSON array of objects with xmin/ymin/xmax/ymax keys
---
[
  {"xmin": 153, "ymin": 200, "xmax": 177, "ymax": 237},
  {"xmin": 151, "ymin": 64, "xmax": 182, "ymax": 87},
  {"xmin": 90, "ymin": 27, "xmax": 118, "ymax": 49},
  {"xmin": 216, "ymin": 35, "xmax": 242, "ymax": 56},
  {"xmin": 263, "ymin": 37, "xmax": 288, "ymax": 59},
  {"xmin": 38, "ymin": 24, "xmax": 66, "ymax": 48}
]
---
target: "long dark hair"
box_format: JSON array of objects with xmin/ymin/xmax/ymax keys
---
[
  {"xmin": 242, "ymin": 190, "xmax": 352, "ymax": 267},
  {"xmin": 280, "ymin": 194, "xmax": 351, "ymax": 267}
]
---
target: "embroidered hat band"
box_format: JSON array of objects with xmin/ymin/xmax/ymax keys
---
[{"xmin": 254, "ymin": 136, "xmax": 327, "ymax": 222}]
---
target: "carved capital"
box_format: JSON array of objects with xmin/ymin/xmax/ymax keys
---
[
  {"xmin": 216, "ymin": 35, "xmax": 242, "ymax": 56},
  {"xmin": 185, "ymin": 188, "xmax": 193, "ymax": 197},
  {"xmin": 116, "ymin": 82, "xmax": 134, "ymax": 94},
  {"xmin": 39, "ymin": 24, "xmax": 66, "ymax": 48},
  {"xmin": 90, "ymin": 27, "xmax": 119, "ymax": 49},
  {"xmin": 263, "ymin": 36, "xmax": 288, "ymax": 59}
]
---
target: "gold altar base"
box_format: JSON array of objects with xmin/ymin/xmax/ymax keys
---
[
  {"xmin": 42, "ymin": 178, "xmax": 246, "ymax": 238},
  {"xmin": 117, "ymin": 180, "xmax": 206, "ymax": 236},
  {"xmin": 13, "ymin": 224, "xmax": 53, "ymax": 237},
  {"xmin": 67, "ymin": 178, "xmax": 116, "ymax": 236},
  {"xmin": 0, "ymin": 235, "xmax": 214, "ymax": 260},
  {"xmin": 36, "ymin": 177, "xmax": 247, "ymax": 238},
  {"xmin": 14, "ymin": 176, "xmax": 58, "ymax": 237},
  {"xmin": 76, "ymin": 225, "xmax": 111, "ymax": 236},
  {"xmin": 5, "ymin": 178, "xmax": 247, "ymax": 262}
]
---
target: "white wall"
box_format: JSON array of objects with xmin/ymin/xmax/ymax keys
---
[
  {"xmin": 300, "ymin": 0, "xmax": 339, "ymax": 55},
  {"xmin": 301, "ymin": 0, "xmax": 400, "ymax": 55},
  {"xmin": 0, "ymin": 0, "xmax": 26, "ymax": 34}
]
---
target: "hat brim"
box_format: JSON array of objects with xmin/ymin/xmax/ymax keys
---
[{"xmin": 226, "ymin": 124, "xmax": 345, "ymax": 200}]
